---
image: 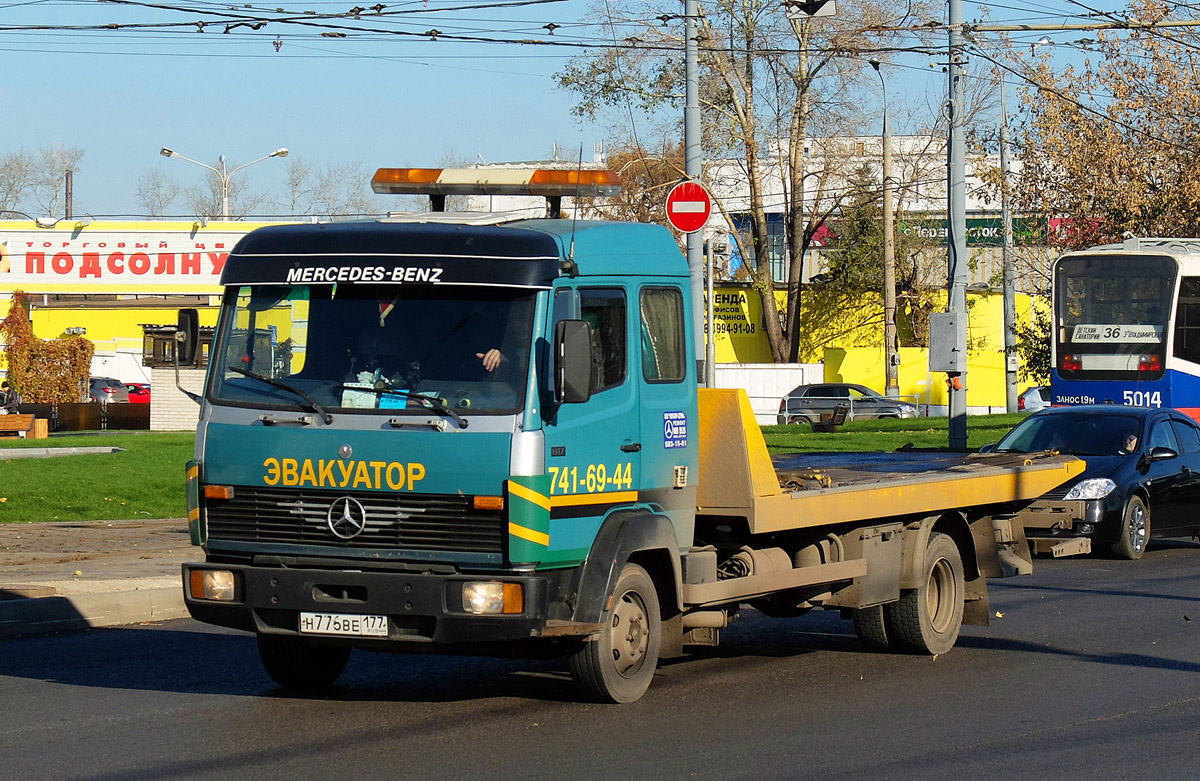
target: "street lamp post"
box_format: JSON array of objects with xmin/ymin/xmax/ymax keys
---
[
  {"xmin": 870, "ymin": 60, "xmax": 899, "ymax": 398},
  {"xmin": 159, "ymin": 146, "xmax": 289, "ymax": 220}
]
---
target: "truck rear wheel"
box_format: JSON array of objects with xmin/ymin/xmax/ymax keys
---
[
  {"xmin": 852, "ymin": 605, "xmax": 891, "ymax": 651},
  {"xmin": 257, "ymin": 634, "xmax": 351, "ymax": 690},
  {"xmin": 568, "ymin": 563, "xmax": 661, "ymax": 703},
  {"xmin": 885, "ymin": 532, "xmax": 964, "ymax": 655}
]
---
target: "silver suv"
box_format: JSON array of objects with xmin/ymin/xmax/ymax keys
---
[
  {"xmin": 777, "ymin": 383, "xmax": 918, "ymax": 425},
  {"xmin": 89, "ymin": 377, "xmax": 130, "ymax": 403}
]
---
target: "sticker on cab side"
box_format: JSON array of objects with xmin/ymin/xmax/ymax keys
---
[{"xmin": 663, "ymin": 411, "xmax": 687, "ymax": 449}]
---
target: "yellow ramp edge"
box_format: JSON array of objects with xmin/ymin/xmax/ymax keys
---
[{"xmin": 750, "ymin": 457, "xmax": 1087, "ymax": 534}]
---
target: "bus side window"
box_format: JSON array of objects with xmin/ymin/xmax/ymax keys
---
[{"xmin": 1174, "ymin": 277, "xmax": 1200, "ymax": 364}]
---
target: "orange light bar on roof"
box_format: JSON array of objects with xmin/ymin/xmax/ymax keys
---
[
  {"xmin": 528, "ymin": 169, "xmax": 622, "ymax": 188},
  {"xmin": 372, "ymin": 168, "xmax": 445, "ymax": 187},
  {"xmin": 371, "ymin": 167, "xmax": 622, "ymax": 198}
]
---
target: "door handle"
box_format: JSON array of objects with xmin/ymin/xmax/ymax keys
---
[{"xmin": 621, "ymin": 442, "xmax": 642, "ymax": 453}]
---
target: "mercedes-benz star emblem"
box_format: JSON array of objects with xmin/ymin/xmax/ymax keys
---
[{"xmin": 327, "ymin": 496, "xmax": 368, "ymax": 540}]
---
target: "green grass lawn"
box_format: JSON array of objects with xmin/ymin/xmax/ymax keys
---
[
  {"xmin": 762, "ymin": 413, "xmax": 1026, "ymax": 453},
  {"xmin": 0, "ymin": 432, "xmax": 194, "ymax": 524},
  {"xmin": 0, "ymin": 414, "xmax": 1028, "ymax": 524}
]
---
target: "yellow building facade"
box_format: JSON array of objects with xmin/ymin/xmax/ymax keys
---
[{"xmin": 705, "ymin": 283, "xmax": 1045, "ymax": 408}]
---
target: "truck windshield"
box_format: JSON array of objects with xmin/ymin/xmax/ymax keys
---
[{"xmin": 210, "ymin": 284, "xmax": 535, "ymax": 416}]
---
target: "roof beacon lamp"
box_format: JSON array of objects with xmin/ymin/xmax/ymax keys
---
[{"xmin": 370, "ymin": 167, "xmax": 622, "ymax": 216}]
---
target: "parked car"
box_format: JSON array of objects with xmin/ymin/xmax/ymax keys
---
[
  {"xmin": 984, "ymin": 405, "xmax": 1200, "ymax": 559},
  {"xmin": 776, "ymin": 382, "xmax": 919, "ymax": 425},
  {"xmin": 89, "ymin": 377, "xmax": 130, "ymax": 403},
  {"xmin": 1018, "ymin": 385, "xmax": 1051, "ymax": 412},
  {"xmin": 126, "ymin": 382, "xmax": 151, "ymax": 404}
]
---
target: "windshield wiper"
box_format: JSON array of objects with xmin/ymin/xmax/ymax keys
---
[
  {"xmin": 229, "ymin": 366, "xmax": 334, "ymax": 424},
  {"xmin": 337, "ymin": 381, "xmax": 468, "ymax": 430}
]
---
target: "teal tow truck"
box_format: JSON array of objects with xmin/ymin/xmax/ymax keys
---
[{"xmin": 180, "ymin": 168, "xmax": 1083, "ymax": 702}]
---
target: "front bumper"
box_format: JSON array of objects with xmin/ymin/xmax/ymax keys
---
[{"xmin": 182, "ymin": 561, "xmax": 593, "ymax": 649}]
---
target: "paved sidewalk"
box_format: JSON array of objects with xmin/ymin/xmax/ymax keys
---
[{"xmin": 0, "ymin": 518, "xmax": 194, "ymax": 637}]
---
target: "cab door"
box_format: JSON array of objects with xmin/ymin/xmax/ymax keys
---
[
  {"xmin": 635, "ymin": 283, "xmax": 698, "ymax": 546},
  {"xmin": 540, "ymin": 283, "xmax": 640, "ymax": 566}
]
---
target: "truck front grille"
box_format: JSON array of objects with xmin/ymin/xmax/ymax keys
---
[{"xmin": 205, "ymin": 486, "xmax": 504, "ymax": 554}]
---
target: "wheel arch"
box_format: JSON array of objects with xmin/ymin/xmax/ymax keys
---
[
  {"xmin": 568, "ymin": 508, "xmax": 682, "ymax": 626},
  {"xmin": 899, "ymin": 512, "xmax": 981, "ymax": 589}
]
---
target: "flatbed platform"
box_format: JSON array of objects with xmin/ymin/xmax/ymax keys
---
[
  {"xmin": 772, "ymin": 450, "xmax": 1069, "ymax": 490},
  {"xmin": 697, "ymin": 389, "xmax": 1086, "ymax": 534}
]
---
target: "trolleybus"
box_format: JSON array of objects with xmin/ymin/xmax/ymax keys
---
[{"xmin": 1053, "ymin": 237, "xmax": 1200, "ymax": 417}]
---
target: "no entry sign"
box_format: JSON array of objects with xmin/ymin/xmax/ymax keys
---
[{"xmin": 665, "ymin": 181, "xmax": 712, "ymax": 233}]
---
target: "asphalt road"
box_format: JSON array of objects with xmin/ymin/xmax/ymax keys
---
[{"xmin": 3, "ymin": 541, "xmax": 1200, "ymax": 781}]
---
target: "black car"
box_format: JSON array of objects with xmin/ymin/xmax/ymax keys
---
[{"xmin": 988, "ymin": 405, "xmax": 1200, "ymax": 559}]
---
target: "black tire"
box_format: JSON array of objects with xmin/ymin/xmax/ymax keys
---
[
  {"xmin": 257, "ymin": 634, "xmax": 351, "ymax": 691},
  {"xmin": 852, "ymin": 605, "xmax": 891, "ymax": 651},
  {"xmin": 568, "ymin": 563, "xmax": 661, "ymax": 703},
  {"xmin": 1111, "ymin": 495, "xmax": 1150, "ymax": 560},
  {"xmin": 885, "ymin": 532, "xmax": 965, "ymax": 655}
]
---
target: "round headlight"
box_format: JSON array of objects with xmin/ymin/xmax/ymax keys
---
[{"xmin": 1063, "ymin": 478, "xmax": 1117, "ymax": 501}]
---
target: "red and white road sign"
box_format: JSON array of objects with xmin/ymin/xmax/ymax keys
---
[{"xmin": 665, "ymin": 181, "xmax": 712, "ymax": 233}]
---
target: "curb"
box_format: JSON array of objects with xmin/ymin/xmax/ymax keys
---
[{"xmin": 0, "ymin": 588, "xmax": 187, "ymax": 639}]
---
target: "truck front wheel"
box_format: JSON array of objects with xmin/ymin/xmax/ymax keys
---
[
  {"xmin": 885, "ymin": 532, "xmax": 964, "ymax": 655},
  {"xmin": 257, "ymin": 634, "xmax": 351, "ymax": 691},
  {"xmin": 568, "ymin": 563, "xmax": 661, "ymax": 703}
]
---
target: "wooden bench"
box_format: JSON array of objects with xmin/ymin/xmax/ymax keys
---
[
  {"xmin": 0, "ymin": 414, "xmax": 35, "ymax": 438},
  {"xmin": 810, "ymin": 403, "xmax": 850, "ymax": 433}
]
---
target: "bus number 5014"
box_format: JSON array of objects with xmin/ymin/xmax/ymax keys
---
[{"xmin": 1123, "ymin": 390, "xmax": 1162, "ymax": 407}]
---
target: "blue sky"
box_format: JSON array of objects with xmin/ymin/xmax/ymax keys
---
[{"xmin": 0, "ymin": 0, "xmax": 1139, "ymax": 216}]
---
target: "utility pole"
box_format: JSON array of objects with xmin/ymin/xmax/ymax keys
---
[
  {"xmin": 947, "ymin": 0, "xmax": 969, "ymax": 450},
  {"xmin": 871, "ymin": 60, "xmax": 899, "ymax": 398},
  {"xmin": 1001, "ymin": 80, "xmax": 1018, "ymax": 413},
  {"xmin": 684, "ymin": 0, "xmax": 706, "ymax": 384}
]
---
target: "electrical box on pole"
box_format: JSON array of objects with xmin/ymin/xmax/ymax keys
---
[{"xmin": 929, "ymin": 313, "xmax": 967, "ymax": 373}]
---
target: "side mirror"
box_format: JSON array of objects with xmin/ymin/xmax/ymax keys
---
[
  {"xmin": 177, "ymin": 308, "xmax": 200, "ymax": 366},
  {"xmin": 554, "ymin": 319, "xmax": 593, "ymax": 404},
  {"xmin": 174, "ymin": 308, "xmax": 203, "ymax": 405},
  {"xmin": 1147, "ymin": 446, "xmax": 1178, "ymax": 462},
  {"xmin": 978, "ymin": 442, "xmax": 996, "ymax": 454}
]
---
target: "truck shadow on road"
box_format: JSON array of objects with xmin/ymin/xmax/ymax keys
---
[
  {"xmin": 0, "ymin": 610, "xmax": 888, "ymax": 704},
  {"xmin": 0, "ymin": 623, "xmax": 587, "ymax": 703}
]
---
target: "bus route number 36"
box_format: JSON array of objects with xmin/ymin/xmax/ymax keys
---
[{"xmin": 1124, "ymin": 390, "xmax": 1162, "ymax": 407}]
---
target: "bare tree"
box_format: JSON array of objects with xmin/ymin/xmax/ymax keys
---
[
  {"xmin": 135, "ymin": 166, "xmax": 180, "ymax": 218},
  {"xmin": 310, "ymin": 161, "xmax": 378, "ymax": 218},
  {"xmin": 0, "ymin": 150, "xmax": 36, "ymax": 215},
  {"xmin": 32, "ymin": 145, "xmax": 85, "ymax": 216},
  {"xmin": 281, "ymin": 157, "xmax": 315, "ymax": 217},
  {"xmin": 278, "ymin": 157, "xmax": 386, "ymax": 219}
]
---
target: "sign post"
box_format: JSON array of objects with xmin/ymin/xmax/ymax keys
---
[{"xmin": 665, "ymin": 180, "xmax": 714, "ymax": 385}]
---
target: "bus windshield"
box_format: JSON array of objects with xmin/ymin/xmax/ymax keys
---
[
  {"xmin": 1055, "ymin": 254, "xmax": 1176, "ymax": 380},
  {"xmin": 209, "ymin": 284, "xmax": 535, "ymax": 416}
]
